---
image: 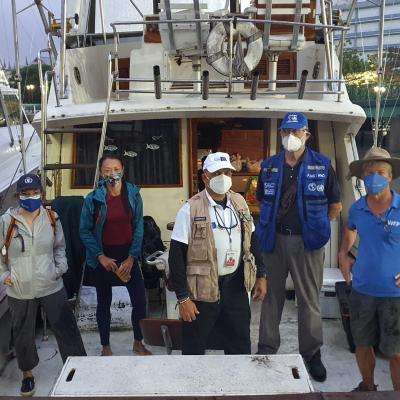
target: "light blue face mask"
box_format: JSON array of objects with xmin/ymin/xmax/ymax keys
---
[{"xmin": 363, "ymin": 173, "xmax": 389, "ymax": 195}]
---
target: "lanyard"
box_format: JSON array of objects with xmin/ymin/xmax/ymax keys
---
[{"xmin": 213, "ymin": 205, "xmax": 239, "ymax": 249}]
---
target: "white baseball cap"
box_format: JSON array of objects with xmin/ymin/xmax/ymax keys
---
[{"xmin": 203, "ymin": 152, "xmax": 236, "ymax": 173}]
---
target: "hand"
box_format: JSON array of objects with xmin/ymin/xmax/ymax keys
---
[
  {"xmin": 98, "ymin": 255, "xmax": 118, "ymax": 272},
  {"xmin": 179, "ymin": 299, "xmax": 199, "ymax": 322},
  {"xmin": 252, "ymin": 277, "xmax": 267, "ymax": 301},
  {"xmin": 3, "ymin": 275, "xmax": 12, "ymax": 287},
  {"xmin": 338, "ymin": 252, "xmax": 354, "ymax": 285},
  {"xmin": 395, "ymin": 273, "xmax": 400, "ymax": 288},
  {"xmin": 119, "ymin": 256, "xmax": 134, "ymax": 278}
]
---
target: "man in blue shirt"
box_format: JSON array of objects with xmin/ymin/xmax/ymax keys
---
[{"xmin": 339, "ymin": 147, "xmax": 400, "ymax": 392}]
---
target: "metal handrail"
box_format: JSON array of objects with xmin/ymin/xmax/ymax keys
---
[{"xmin": 93, "ymin": 54, "xmax": 114, "ymax": 189}]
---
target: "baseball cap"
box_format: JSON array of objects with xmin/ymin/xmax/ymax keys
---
[
  {"xmin": 279, "ymin": 112, "xmax": 308, "ymax": 130},
  {"xmin": 203, "ymin": 152, "xmax": 236, "ymax": 173},
  {"xmin": 16, "ymin": 174, "xmax": 42, "ymax": 192}
]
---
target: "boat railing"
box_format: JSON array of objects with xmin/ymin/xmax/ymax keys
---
[{"xmin": 109, "ymin": 11, "xmax": 352, "ymax": 102}]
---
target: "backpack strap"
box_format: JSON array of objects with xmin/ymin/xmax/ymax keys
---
[
  {"xmin": 1, "ymin": 217, "xmax": 17, "ymax": 266},
  {"xmin": 45, "ymin": 208, "xmax": 57, "ymax": 236}
]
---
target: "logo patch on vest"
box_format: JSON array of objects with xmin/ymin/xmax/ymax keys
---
[
  {"xmin": 307, "ymin": 165, "xmax": 326, "ymax": 171},
  {"xmin": 194, "ymin": 217, "xmax": 206, "ymax": 221},
  {"xmin": 264, "ymin": 182, "xmax": 276, "ymax": 195},
  {"xmin": 308, "ymin": 183, "xmax": 317, "ymax": 191},
  {"xmin": 317, "ymin": 184, "xmax": 325, "ymax": 192},
  {"xmin": 307, "ymin": 172, "xmax": 326, "ymax": 179}
]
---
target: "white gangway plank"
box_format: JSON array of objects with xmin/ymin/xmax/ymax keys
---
[{"xmin": 51, "ymin": 354, "xmax": 314, "ymax": 397}]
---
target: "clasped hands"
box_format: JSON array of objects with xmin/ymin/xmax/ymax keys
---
[{"xmin": 98, "ymin": 254, "xmax": 134, "ymax": 278}]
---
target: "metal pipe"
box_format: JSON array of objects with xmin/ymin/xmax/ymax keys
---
[
  {"xmin": 268, "ymin": 53, "xmax": 279, "ymax": 91},
  {"xmin": 99, "ymin": 0, "xmax": 107, "ymax": 44},
  {"xmin": 319, "ymin": 0, "xmax": 333, "ymax": 90},
  {"xmin": 12, "ymin": 0, "xmax": 26, "ymax": 173},
  {"xmin": 34, "ymin": 0, "xmax": 58, "ymax": 58},
  {"xmin": 193, "ymin": 57, "xmax": 201, "ymax": 93},
  {"xmin": 298, "ymin": 70, "xmax": 308, "ymax": 99},
  {"xmin": 153, "ymin": 65, "xmax": 162, "ymax": 99},
  {"xmin": 60, "ymin": 0, "xmax": 67, "ymax": 98},
  {"xmin": 374, "ymin": 0, "xmax": 386, "ymax": 148},
  {"xmin": 129, "ymin": 0, "xmax": 144, "ymax": 18},
  {"xmin": 250, "ymin": 71, "xmax": 259, "ymax": 100},
  {"xmin": 337, "ymin": 0, "xmax": 357, "ymax": 102},
  {"xmin": 202, "ymin": 70, "xmax": 209, "ymax": 100},
  {"xmin": 110, "ymin": 18, "xmax": 349, "ymax": 30},
  {"xmin": 228, "ymin": 20, "xmax": 233, "ymax": 98},
  {"xmin": 0, "ymin": 94, "xmax": 15, "ymax": 146},
  {"xmin": 93, "ymin": 54, "xmax": 114, "ymax": 189}
]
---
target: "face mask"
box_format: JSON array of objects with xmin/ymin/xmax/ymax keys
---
[
  {"xmin": 102, "ymin": 172, "xmax": 122, "ymax": 187},
  {"xmin": 19, "ymin": 194, "xmax": 42, "ymax": 213},
  {"xmin": 363, "ymin": 173, "xmax": 389, "ymax": 195},
  {"xmin": 209, "ymin": 174, "xmax": 232, "ymax": 195},
  {"xmin": 282, "ymin": 134, "xmax": 305, "ymax": 152}
]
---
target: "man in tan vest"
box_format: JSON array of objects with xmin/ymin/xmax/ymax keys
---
[{"xmin": 169, "ymin": 152, "xmax": 267, "ymax": 354}]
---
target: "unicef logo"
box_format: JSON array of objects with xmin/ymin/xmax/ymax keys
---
[
  {"xmin": 317, "ymin": 184, "xmax": 325, "ymax": 192},
  {"xmin": 308, "ymin": 183, "xmax": 316, "ymax": 191},
  {"xmin": 24, "ymin": 177, "xmax": 33, "ymax": 184}
]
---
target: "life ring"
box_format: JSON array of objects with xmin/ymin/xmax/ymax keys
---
[{"xmin": 206, "ymin": 21, "xmax": 263, "ymax": 77}]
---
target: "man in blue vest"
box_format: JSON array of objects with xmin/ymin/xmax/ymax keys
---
[{"xmin": 256, "ymin": 112, "xmax": 342, "ymax": 382}]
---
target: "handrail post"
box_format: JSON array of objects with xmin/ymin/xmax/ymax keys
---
[
  {"xmin": 93, "ymin": 54, "xmax": 114, "ymax": 188},
  {"xmin": 60, "ymin": 0, "xmax": 67, "ymax": 98}
]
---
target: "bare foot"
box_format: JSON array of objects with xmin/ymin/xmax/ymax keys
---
[
  {"xmin": 101, "ymin": 345, "xmax": 113, "ymax": 356},
  {"xmin": 133, "ymin": 341, "xmax": 152, "ymax": 356}
]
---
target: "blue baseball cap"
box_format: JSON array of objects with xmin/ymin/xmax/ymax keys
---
[
  {"xmin": 279, "ymin": 112, "xmax": 308, "ymax": 130},
  {"xmin": 16, "ymin": 174, "xmax": 42, "ymax": 192}
]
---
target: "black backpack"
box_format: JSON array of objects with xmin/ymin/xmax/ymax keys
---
[{"xmin": 141, "ymin": 216, "xmax": 166, "ymax": 289}]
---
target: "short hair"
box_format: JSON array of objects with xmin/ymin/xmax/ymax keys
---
[{"xmin": 362, "ymin": 160, "xmax": 392, "ymax": 176}]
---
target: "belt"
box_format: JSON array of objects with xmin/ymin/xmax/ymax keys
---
[{"xmin": 276, "ymin": 226, "xmax": 302, "ymax": 236}]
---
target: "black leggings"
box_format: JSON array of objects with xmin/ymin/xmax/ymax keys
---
[{"xmin": 94, "ymin": 245, "xmax": 147, "ymax": 345}]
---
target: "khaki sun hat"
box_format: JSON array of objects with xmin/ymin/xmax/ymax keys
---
[{"xmin": 349, "ymin": 146, "xmax": 400, "ymax": 179}]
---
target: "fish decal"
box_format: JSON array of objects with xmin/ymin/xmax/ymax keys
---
[
  {"xmin": 152, "ymin": 135, "xmax": 163, "ymax": 141},
  {"xmin": 124, "ymin": 150, "xmax": 138, "ymax": 158},
  {"xmin": 104, "ymin": 145, "xmax": 118, "ymax": 151},
  {"xmin": 146, "ymin": 144, "xmax": 160, "ymax": 150}
]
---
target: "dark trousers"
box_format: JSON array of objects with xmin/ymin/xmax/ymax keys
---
[
  {"xmin": 8, "ymin": 288, "xmax": 86, "ymax": 372},
  {"xmin": 182, "ymin": 269, "xmax": 251, "ymax": 355},
  {"xmin": 94, "ymin": 261, "xmax": 147, "ymax": 345}
]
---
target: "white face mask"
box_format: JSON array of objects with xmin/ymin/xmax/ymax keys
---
[
  {"xmin": 282, "ymin": 134, "xmax": 305, "ymax": 152},
  {"xmin": 209, "ymin": 174, "xmax": 232, "ymax": 195}
]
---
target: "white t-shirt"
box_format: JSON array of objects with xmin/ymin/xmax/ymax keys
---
[{"xmin": 171, "ymin": 191, "xmax": 254, "ymax": 276}]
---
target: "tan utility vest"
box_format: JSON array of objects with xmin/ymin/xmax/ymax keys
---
[{"xmin": 186, "ymin": 190, "xmax": 257, "ymax": 302}]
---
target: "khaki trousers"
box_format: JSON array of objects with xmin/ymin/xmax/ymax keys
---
[{"xmin": 258, "ymin": 233, "xmax": 324, "ymax": 360}]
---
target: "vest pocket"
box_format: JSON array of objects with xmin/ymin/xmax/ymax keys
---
[{"xmin": 186, "ymin": 265, "xmax": 212, "ymax": 300}]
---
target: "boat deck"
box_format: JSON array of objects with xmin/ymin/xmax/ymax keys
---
[{"xmin": 0, "ymin": 299, "xmax": 393, "ymax": 396}]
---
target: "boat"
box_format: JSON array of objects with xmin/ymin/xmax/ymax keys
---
[
  {"xmin": 0, "ymin": 0, "xmax": 396, "ymax": 397},
  {"xmin": 0, "ymin": 68, "xmax": 41, "ymax": 200}
]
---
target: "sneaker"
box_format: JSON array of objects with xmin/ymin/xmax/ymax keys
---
[
  {"xmin": 352, "ymin": 381, "xmax": 378, "ymax": 392},
  {"xmin": 20, "ymin": 377, "xmax": 35, "ymax": 397},
  {"xmin": 305, "ymin": 351, "xmax": 327, "ymax": 382}
]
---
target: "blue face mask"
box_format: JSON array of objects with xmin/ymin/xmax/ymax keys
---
[
  {"xmin": 19, "ymin": 194, "xmax": 42, "ymax": 212},
  {"xmin": 363, "ymin": 173, "xmax": 389, "ymax": 195}
]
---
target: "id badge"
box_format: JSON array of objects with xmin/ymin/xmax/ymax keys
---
[{"xmin": 225, "ymin": 250, "xmax": 238, "ymax": 268}]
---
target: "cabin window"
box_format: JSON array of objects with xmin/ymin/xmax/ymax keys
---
[{"xmin": 72, "ymin": 119, "xmax": 181, "ymax": 188}]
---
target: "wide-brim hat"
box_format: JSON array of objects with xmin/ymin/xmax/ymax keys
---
[{"xmin": 349, "ymin": 146, "xmax": 400, "ymax": 179}]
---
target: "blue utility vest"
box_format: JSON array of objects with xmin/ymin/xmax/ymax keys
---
[{"xmin": 256, "ymin": 148, "xmax": 331, "ymax": 252}]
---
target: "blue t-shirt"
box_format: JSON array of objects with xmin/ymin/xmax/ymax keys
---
[{"xmin": 348, "ymin": 191, "xmax": 400, "ymax": 297}]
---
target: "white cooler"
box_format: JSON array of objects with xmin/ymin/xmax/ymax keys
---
[{"xmin": 320, "ymin": 267, "xmax": 345, "ymax": 319}]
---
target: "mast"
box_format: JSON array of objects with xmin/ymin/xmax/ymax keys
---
[
  {"xmin": 374, "ymin": 0, "xmax": 385, "ymax": 148},
  {"xmin": 11, "ymin": 0, "xmax": 27, "ymax": 173}
]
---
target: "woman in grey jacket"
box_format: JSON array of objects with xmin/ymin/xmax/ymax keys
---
[{"xmin": 0, "ymin": 174, "xmax": 86, "ymax": 396}]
